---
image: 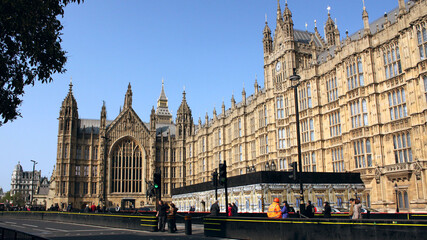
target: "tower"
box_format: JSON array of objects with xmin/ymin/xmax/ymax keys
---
[
  {"xmin": 155, "ymin": 79, "xmax": 173, "ymax": 124},
  {"xmin": 56, "ymin": 80, "xmax": 79, "ymax": 200},
  {"xmin": 325, "ymin": 6, "xmax": 336, "ymax": 47},
  {"xmin": 176, "ymin": 89, "xmax": 193, "ymax": 186}
]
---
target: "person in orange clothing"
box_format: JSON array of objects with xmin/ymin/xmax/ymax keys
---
[{"xmin": 267, "ymin": 198, "xmax": 282, "ymax": 218}]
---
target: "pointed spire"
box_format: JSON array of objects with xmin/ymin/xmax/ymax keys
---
[
  {"xmin": 123, "ymin": 83, "xmax": 133, "ymax": 109},
  {"xmin": 222, "ymin": 100, "xmax": 225, "ymax": 115},
  {"xmin": 398, "ymin": 0, "xmax": 406, "ymax": 16},
  {"xmin": 205, "ymin": 112, "xmax": 209, "ymax": 126},
  {"xmin": 231, "ymin": 93, "xmax": 236, "ymax": 109},
  {"xmin": 263, "ymin": 13, "xmax": 273, "ymax": 55},
  {"xmin": 156, "ymin": 79, "xmax": 172, "ymax": 123},
  {"xmin": 69, "ymin": 77, "xmax": 73, "ymax": 92},
  {"xmin": 362, "ymin": 1, "xmax": 370, "ymax": 36},
  {"xmin": 254, "ymin": 75, "xmax": 259, "ymax": 95},
  {"xmin": 213, "ymin": 107, "xmax": 217, "ymax": 120},
  {"xmin": 277, "ymin": 0, "xmax": 282, "ymax": 21},
  {"xmin": 100, "ymin": 100, "xmax": 107, "ymax": 128}
]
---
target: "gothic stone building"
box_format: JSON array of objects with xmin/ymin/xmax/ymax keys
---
[{"xmin": 52, "ymin": 0, "xmax": 427, "ymax": 212}]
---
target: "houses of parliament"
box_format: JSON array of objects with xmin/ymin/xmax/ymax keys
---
[{"xmin": 49, "ymin": 0, "xmax": 427, "ymax": 212}]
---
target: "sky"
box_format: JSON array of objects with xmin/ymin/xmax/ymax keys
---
[{"xmin": 0, "ymin": 0, "xmax": 401, "ymax": 192}]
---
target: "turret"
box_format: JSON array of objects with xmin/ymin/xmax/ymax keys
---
[
  {"xmin": 334, "ymin": 18, "xmax": 341, "ymax": 46},
  {"xmin": 176, "ymin": 89, "xmax": 193, "ymax": 139},
  {"xmin": 150, "ymin": 106, "xmax": 156, "ymax": 131},
  {"xmin": 242, "ymin": 86, "xmax": 246, "ymax": 105},
  {"xmin": 222, "ymin": 101, "xmax": 226, "ymax": 115},
  {"xmin": 123, "ymin": 83, "xmax": 132, "ymax": 109},
  {"xmin": 100, "ymin": 101, "xmax": 107, "ymax": 129},
  {"xmin": 282, "ymin": 2, "xmax": 294, "ymax": 40},
  {"xmin": 58, "ymin": 79, "xmax": 79, "ymax": 135},
  {"xmin": 263, "ymin": 15, "xmax": 273, "ymax": 55},
  {"xmin": 231, "ymin": 94, "xmax": 236, "ymax": 109},
  {"xmin": 325, "ymin": 6, "xmax": 336, "ymax": 47},
  {"xmin": 254, "ymin": 76, "xmax": 259, "ymax": 95},
  {"xmin": 398, "ymin": 0, "xmax": 406, "ymax": 16},
  {"xmin": 362, "ymin": 2, "xmax": 370, "ymax": 36}
]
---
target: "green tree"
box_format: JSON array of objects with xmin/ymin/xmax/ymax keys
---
[{"xmin": 0, "ymin": 0, "xmax": 83, "ymax": 126}]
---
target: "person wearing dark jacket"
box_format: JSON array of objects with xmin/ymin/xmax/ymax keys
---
[
  {"xmin": 231, "ymin": 203, "xmax": 238, "ymax": 216},
  {"xmin": 323, "ymin": 202, "xmax": 332, "ymax": 218},
  {"xmin": 306, "ymin": 201, "xmax": 314, "ymax": 218},
  {"xmin": 210, "ymin": 200, "xmax": 220, "ymax": 216},
  {"xmin": 156, "ymin": 200, "xmax": 169, "ymax": 232}
]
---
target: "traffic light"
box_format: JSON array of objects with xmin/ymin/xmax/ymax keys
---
[
  {"xmin": 212, "ymin": 169, "xmax": 218, "ymax": 187},
  {"xmin": 219, "ymin": 162, "xmax": 227, "ymax": 186},
  {"xmin": 289, "ymin": 162, "xmax": 298, "ymax": 181},
  {"xmin": 154, "ymin": 172, "xmax": 161, "ymax": 190}
]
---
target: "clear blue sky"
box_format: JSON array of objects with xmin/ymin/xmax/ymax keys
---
[{"xmin": 0, "ymin": 0, "xmax": 399, "ymax": 192}]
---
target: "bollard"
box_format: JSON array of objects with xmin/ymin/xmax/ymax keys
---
[
  {"xmin": 184, "ymin": 214, "xmax": 192, "ymax": 235},
  {"xmin": 167, "ymin": 215, "xmax": 176, "ymax": 233}
]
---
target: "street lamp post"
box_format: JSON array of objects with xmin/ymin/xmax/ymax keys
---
[
  {"xmin": 290, "ymin": 68, "xmax": 305, "ymax": 215},
  {"xmin": 394, "ymin": 183, "xmax": 399, "ymax": 213},
  {"xmin": 30, "ymin": 160, "xmax": 38, "ymax": 206}
]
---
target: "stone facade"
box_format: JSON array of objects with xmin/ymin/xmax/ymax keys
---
[
  {"xmin": 11, "ymin": 162, "xmax": 42, "ymax": 204},
  {"xmin": 51, "ymin": 0, "xmax": 427, "ymax": 212}
]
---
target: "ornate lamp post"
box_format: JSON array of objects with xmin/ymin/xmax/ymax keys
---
[
  {"xmin": 290, "ymin": 68, "xmax": 305, "ymax": 214},
  {"xmin": 265, "ymin": 162, "xmax": 270, "ymax": 171},
  {"xmin": 394, "ymin": 183, "xmax": 399, "ymax": 213},
  {"xmin": 30, "ymin": 160, "xmax": 38, "ymax": 206}
]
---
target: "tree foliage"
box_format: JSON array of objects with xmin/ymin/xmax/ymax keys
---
[{"xmin": 0, "ymin": 0, "xmax": 83, "ymax": 126}]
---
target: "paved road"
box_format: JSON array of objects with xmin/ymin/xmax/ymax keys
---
[{"xmin": 0, "ymin": 217, "xmax": 231, "ymax": 240}]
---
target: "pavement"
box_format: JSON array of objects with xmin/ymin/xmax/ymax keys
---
[{"xmin": 0, "ymin": 217, "xmax": 234, "ymax": 240}]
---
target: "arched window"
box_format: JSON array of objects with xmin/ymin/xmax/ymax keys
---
[
  {"xmin": 246, "ymin": 199, "xmax": 250, "ymax": 212},
  {"xmin": 366, "ymin": 193, "xmax": 371, "ymax": 208},
  {"xmin": 111, "ymin": 138, "xmax": 144, "ymax": 193},
  {"xmin": 398, "ymin": 191, "xmax": 403, "ymax": 208},
  {"xmin": 404, "ymin": 191, "xmax": 409, "ymax": 209}
]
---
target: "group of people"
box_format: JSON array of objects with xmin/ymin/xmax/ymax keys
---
[
  {"xmin": 267, "ymin": 198, "xmax": 363, "ymax": 219},
  {"xmin": 227, "ymin": 203, "xmax": 238, "ymax": 216},
  {"xmin": 156, "ymin": 200, "xmax": 178, "ymax": 232}
]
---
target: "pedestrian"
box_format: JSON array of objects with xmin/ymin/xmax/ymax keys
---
[
  {"xmin": 267, "ymin": 198, "xmax": 281, "ymax": 219},
  {"xmin": 156, "ymin": 200, "xmax": 169, "ymax": 232},
  {"xmin": 231, "ymin": 203, "xmax": 238, "ymax": 216},
  {"xmin": 306, "ymin": 201, "xmax": 314, "ymax": 218},
  {"xmin": 84, "ymin": 204, "xmax": 89, "ymax": 213},
  {"xmin": 352, "ymin": 199, "xmax": 362, "ymax": 219},
  {"xmin": 210, "ymin": 200, "xmax": 220, "ymax": 216},
  {"xmin": 91, "ymin": 203, "xmax": 96, "ymax": 212},
  {"xmin": 281, "ymin": 201, "xmax": 289, "ymax": 218},
  {"xmin": 348, "ymin": 198, "xmax": 355, "ymax": 219},
  {"xmin": 323, "ymin": 202, "xmax": 331, "ymax": 218},
  {"xmin": 168, "ymin": 202, "xmax": 178, "ymax": 232},
  {"xmin": 227, "ymin": 203, "xmax": 232, "ymax": 216},
  {"xmin": 115, "ymin": 204, "xmax": 120, "ymax": 212},
  {"xmin": 96, "ymin": 204, "xmax": 100, "ymax": 213}
]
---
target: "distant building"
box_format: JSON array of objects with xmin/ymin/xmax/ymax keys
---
[
  {"xmin": 52, "ymin": 0, "xmax": 427, "ymax": 212},
  {"xmin": 0, "ymin": 188, "xmax": 4, "ymax": 199},
  {"xmin": 11, "ymin": 162, "xmax": 41, "ymax": 203}
]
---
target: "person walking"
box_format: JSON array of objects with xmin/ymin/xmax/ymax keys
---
[
  {"xmin": 323, "ymin": 202, "xmax": 331, "ymax": 218},
  {"xmin": 306, "ymin": 201, "xmax": 314, "ymax": 218},
  {"xmin": 231, "ymin": 203, "xmax": 238, "ymax": 216},
  {"xmin": 227, "ymin": 203, "xmax": 232, "ymax": 216},
  {"xmin": 156, "ymin": 200, "xmax": 169, "ymax": 232},
  {"xmin": 348, "ymin": 198, "xmax": 355, "ymax": 219},
  {"xmin": 267, "ymin": 198, "xmax": 282, "ymax": 219},
  {"xmin": 281, "ymin": 201, "xmax": 290, "ymax": 219},
  {"xmin": 210, "ymin": 200, "xmax": 220, "ymax": 216},
  {"xmin": 168, "ymin": 202, "xmax": 178, "ymax": 232},
  {"xmin": 352, "ymin": 199, "xmax": 362, "ymax": 219}
]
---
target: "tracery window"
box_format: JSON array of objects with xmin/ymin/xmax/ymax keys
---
[
  {"xmin": 347, "ymin": 57, "xmax": 364, "ymax": 90},
  {"xmin": 388, "ymin": 88, "xmax": 407, "ymax": 120},
  {"xmin": 329, "ymin": 111, "xmax": 341, "ymax": 137},
  {"xmin": 299, "ymin": 83, "xmax": 312, "ymax": 110},
  {"xmin": 111, "ymin": 138, "xmax": 144, "ymax": 193},
  {"xmin": 276, "ymin": 96, "xmax": 284, "ymax": 119},
  {"xmin": 353, "ymin": 139, "xmax": 372, "ymax": 168},
  {"xmin": 416, "ymin": 23, "xmax": 427, "ymax": 60},
  {"xmin": 383, "ymin": 44, "xmax": 402, "ymax": 79},
  {"xmin": 350, "ymin": 99, "xmax": 368, "ymax": 128},
  {"xmin": 393, "ymin": 132, "xmax": 413, "ymax": 163},
  {"xmin": 327, "ymin": 75, "xmax": 338, "ymax": 102},
  {"xmin": 332, "ymin": 147, "xmax": 344, "ymax": 172}
]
